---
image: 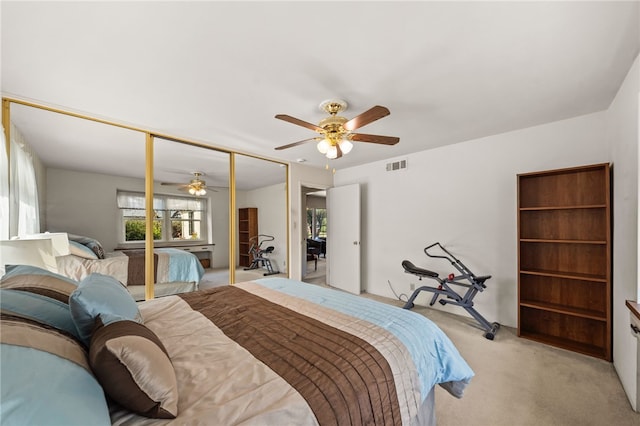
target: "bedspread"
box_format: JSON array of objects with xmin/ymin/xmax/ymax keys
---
[
  {"xmin": 109, "ymin": 278, "xmax": 473, "ymax": 426},
  {"xmin": 56, "ymin": 248, "xmax": 204, "ymax": 286}
]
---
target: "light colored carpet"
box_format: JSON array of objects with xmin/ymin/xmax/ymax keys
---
[
  {"xmin": 362, "ymin": 293, "xmax": 638, "ymax": 426},
  {"xmin": 199, "ymin": 267, "xmax": 287, "ymax": 289}
]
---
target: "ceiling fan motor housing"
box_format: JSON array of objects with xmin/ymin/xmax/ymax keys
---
[{"xmin": 319, "ymin": 115, "xmax": 348, "ymax": 144}]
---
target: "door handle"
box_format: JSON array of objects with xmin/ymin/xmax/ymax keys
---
[{"xmin": 353, "ymin": 241, "xmax": 359, "ymax": 245}]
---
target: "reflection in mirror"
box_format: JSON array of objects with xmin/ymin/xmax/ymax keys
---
[
  {"xmin": 4, "ymin": 100, "xmax": 288, "ymax": 294},
  {"xmin": 153, "ymin": 138, "xmax": 230, "ymax": 291},
  {"xmin": 9, "ymin": 103, "xmax": 145, "ymax": 251},
  {"xmin": 233, "ymin": 154, "xmax": 288, "ymax": 283}
]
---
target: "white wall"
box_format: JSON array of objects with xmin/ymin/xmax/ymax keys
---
[
  {"xmin": 208, "ymin": 188, "xmax": 230, "ymax": 269},
  {"xmin": 607, "ymin": 54, "xmax": 639, "ymax": 411},
  {"xmin": 334, "ymin": 111, "xmax": 608, "ymax": 328},
  {"xmin": 46, "ymin": 168, "xmax": 133, "ymax": 251}
]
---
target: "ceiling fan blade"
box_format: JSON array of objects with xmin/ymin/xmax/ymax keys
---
[
  {"xmin": 275, "ymin": 114, "xmax": 324, "ymax": 132},
  {"xmin": 343, "ymin": 105, "xmax": 390, "ymax": 131},
  {"xmin": 274, "ymin": 137, "xmax": 319, "ymax": 151},
  {"xmin": 160, "ymin": 182, "xmax": 186, "ymax": 186},
  {"xmin": 349, "ymin": 133, "xmax": 400, "ymax": 145}
]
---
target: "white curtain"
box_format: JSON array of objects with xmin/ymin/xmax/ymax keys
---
[
  {"xmin": 0, "ymin": 126, "xmax": 9, "ymax": 240},
  {"xmin": 10, "ymin": 125, "xmax": 40, "ymax": 236}
]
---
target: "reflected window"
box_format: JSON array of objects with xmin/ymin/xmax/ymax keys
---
[
  {"xmin": 122, "ymin": 209, "xmax": 163, "ymax": 241},
  {"xmin": 117, "ymin": 191, "xmax": 206, "ymax": 243},
  {"xmin": 170, "ymin": 209, "xmax": 202, "ymax": 240}
]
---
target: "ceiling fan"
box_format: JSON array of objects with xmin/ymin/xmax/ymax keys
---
[
  {"xmin": 160, "ymin": 172, "xmax": 211, "ymax": 196},
  {"xmin": 274, "ymin": 99, "xmax": 400, "ymax": 159}
]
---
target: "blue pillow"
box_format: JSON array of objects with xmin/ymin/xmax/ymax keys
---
[
  {"xmin": 0, "ymin": 289, "xmax": 81, "ymax": 341},
  {"xmin": 1, "ymin": 316, "xmax": 110, "ymax": 426},
  {"xmin": 69, "ymin": 273, "xmax": 142, "ymax": 345}
]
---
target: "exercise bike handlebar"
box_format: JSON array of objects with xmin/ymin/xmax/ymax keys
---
[
  {"xmin": 424, "ymin": 242, "xmax": 460, "ymax": 264},
  {"xmin": 249, "ymin": 234, "xmax": 275, "ymax": 243}
]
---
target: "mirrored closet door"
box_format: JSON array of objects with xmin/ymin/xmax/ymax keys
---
[
  {"xmin": 233, "ymin": 154, "xmax": 288, "ymax": 282},
  {"xmin": 153, "ymin": 137, "xmax": 231, "ymax": 288},
  {"xmin": 8, "ymin": 102, "xmax": 146, "ymax": 252},
  {"xmin": 4, "ymin": 98, "xmax": 289, "ymax": 294}
]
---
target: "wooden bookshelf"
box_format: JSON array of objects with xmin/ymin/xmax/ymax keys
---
[
  {"xmin": 238, "ymin": 207, "xmax": 258, "ymax": 268},
  {"xmin": 517, "ymin": 163, "xmax": 612, "ymax": 360}
]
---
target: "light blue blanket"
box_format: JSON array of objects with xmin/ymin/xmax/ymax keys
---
[
  {"xmin": 156, "ymin": 248, "xmax": 205, "ymax": 283},
  {"xmin": 256, "ymin": 277, "xmax": 474, "ymax": 400}
]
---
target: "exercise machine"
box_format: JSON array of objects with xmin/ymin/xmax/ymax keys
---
[
  {"xmin": 402, "ymin": 242, "xmax": 500, "ymax": 340},
  {"xmin": 244, "ymin": 234, "xmax": 280, "ymax": 276}
]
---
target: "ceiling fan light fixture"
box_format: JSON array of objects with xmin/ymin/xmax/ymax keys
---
[
  {"xmin": 326, "ymin": 145, "xmax": 338, "ymax": 159},
  {"xmin": 317, "ymin": 139, "xmax": 330, "ymax": 154},
  {"xmin": 188, "ymin": 187, "xmax": 197, "ymax": 195},
  {"xmin": 339, "ymin": 139, "xmax": 353, "ymax": 154}
]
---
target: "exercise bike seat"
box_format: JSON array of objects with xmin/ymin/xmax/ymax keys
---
[
  {"xmin": 402, "ymin": 260, "xmax": 439, "ymax": 278},
  {"xmin": 474, "ymin": 275, "xmax": 492, "ymax": 286}
]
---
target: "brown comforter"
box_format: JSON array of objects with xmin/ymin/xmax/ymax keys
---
[
  {"xmin": 110, "ymin": 281, "xmax": 434, "ymax": 425},
  {"xmin": 180, "ymin": 286, "xmax": 401, "ymax": 425}
]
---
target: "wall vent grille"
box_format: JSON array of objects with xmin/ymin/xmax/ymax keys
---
[{"xmin": 386, "ymin": 159, "xmax": 407, "ymax": 172}]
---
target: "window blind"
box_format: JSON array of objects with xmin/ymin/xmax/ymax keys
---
[{"xmin": 117, "ymin": 191, "xmax": 205, "ymax": 211}]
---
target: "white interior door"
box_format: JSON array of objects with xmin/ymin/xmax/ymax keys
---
[{"xmin": 327, "ymin": 183, "xmax": 360, "ymax": 294}]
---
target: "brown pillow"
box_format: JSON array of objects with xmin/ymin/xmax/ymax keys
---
[{"xmin": 89, "ymin": 318, "xmax": 178, "ymax": 419}]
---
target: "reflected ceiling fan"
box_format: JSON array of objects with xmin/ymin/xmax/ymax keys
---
[
  {"xmin": 274, "ymin": 99, "xmax": 399, "ymax": 159},
  {"xmin": 160, "ymin": 172, "xmax": 213, "ymax": 196}
]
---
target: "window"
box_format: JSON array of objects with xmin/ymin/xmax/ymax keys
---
[
  {"xmin": 117, "ymin": 191, "xmax": 206, "ymax": 244},
  {"xmin": 306, "ymin": 207, "xmax": 326, "ymax": 239}
]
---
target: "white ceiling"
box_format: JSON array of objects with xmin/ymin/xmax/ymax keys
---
[{"xmin": 2, "ymin": 1, "xmax": 639, "ymax": 185}]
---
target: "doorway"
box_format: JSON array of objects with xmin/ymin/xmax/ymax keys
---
[{"xmin": 301, "ymin": 185, "xmax": 327, "ymax": 285}]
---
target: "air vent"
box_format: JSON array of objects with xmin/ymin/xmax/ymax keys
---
[{"xmin": 386, "ymin": 159, "xmax": 407, "ymax": 172}]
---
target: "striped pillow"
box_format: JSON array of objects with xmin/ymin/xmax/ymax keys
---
[
  {"xmin": 68, "ymin": 234, "xmax": 105, "ymax": 259},
  {"xmin": 0, "ymin": 314, "xmax": 111, "ymax": 425},
  {"xmin": 0, "ymin": 264, "xmax": 78, "ymax": 303},
  {"xmin": 69, "ymin": 240, "xmax": 99, "ymax": 259},
  {"xmin": 89, "ymin": 318, "xmax": 179, "ymax": 419},
  {"xmin": 0, "ymin": 288, "xmax": 82, "ymax": 341}
]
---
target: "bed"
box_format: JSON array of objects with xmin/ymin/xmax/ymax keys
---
[
  {"xmin": 56, "ymin": 235, "xmax": 205, "ymax": 300},
  {"xmin": 0, "ymin": 266, "xmax": 474, "ymax": 426}
]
